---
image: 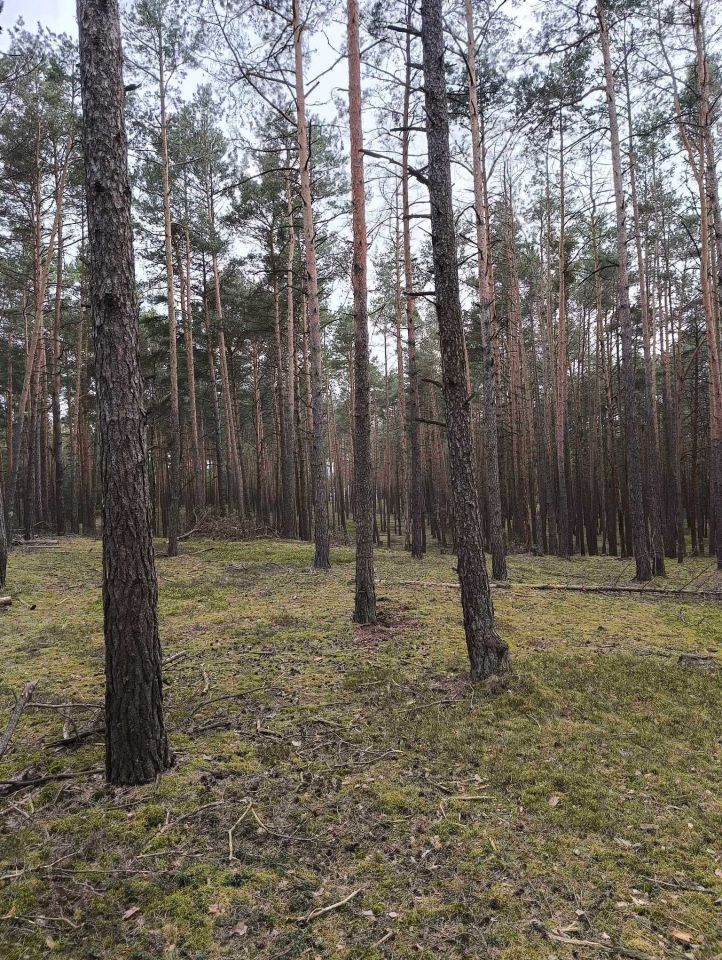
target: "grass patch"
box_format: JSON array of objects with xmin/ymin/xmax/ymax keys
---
[{"xmin": 0, "ymin": 537, "xmax": 720, "ymax": 958}]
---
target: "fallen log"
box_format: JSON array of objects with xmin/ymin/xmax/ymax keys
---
[
  {"xmin": 522, "ymin": 583, "xmax": 722, "ymax": 601},
  {"xmin": 380, "ymin": 580, "xmax": 722, "ymax": 601},
  {"xmin": 371, "ymin": 579, "xmax": 511, "ymax": 590},
  {"xmin": 0, "ymin": 681, "xmax": 38, "ymax": 760},
  {"xmin": 12, "ymin": 538, "xmax": 59, "ymax": 547},
  {"xmin": 0, "ymin": 597, "xmax": 11, "ymax": 607}
]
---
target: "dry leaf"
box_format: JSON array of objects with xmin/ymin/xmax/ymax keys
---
[
  {"xmin": 232, "ymin": 921, "xmax": 248, "ymax": 937},
  {"xmin": 671, "ymin": 929, "xmax": 702, "ymax": 945},
  {"xmin": 548, "ymin": 795, "xmax": 561, "ymax": 807},
  {"xmin": 122, "ymin": 906, "xmax": 140, "ymax": 921},
  {"xmin": 208, "ymin": 903, "xmax": 223, "ymax": 916}
]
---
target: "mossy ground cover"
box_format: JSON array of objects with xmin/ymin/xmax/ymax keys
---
[{"xmin": 1, "ymin": 537, "xmax": 720, "ymax": 959}]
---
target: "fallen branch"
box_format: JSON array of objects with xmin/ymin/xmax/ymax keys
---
[
  {"xmin": 297, "ymin": 887, "xmax": 362, "ymax": 924},
  {"xmin": 449, "ymin": 794, "xmax": 495, "ymax": 801},
  {"xmin": 0, "ymin": 767, "xmax": 103, "ymax": 796},
  {"xmin": 381, "ymin": 579, "xmax": 722, "ymax": 601},
  {"xmin": 48, "ymin": 725, "xmax": 105, "ymax": 749},
  {"xmin": 28, "ymin": 700, "xmax": 99, "ymax": 711},
  {"xmin": 0, "ymin": 682, "xmax": 38, "ymax": 760},
  {"xmin": 0, "ymin": 597, "xmax": 11, "ymax": 607},
  {"xmin": 178, "ymin": 509, "xmax": 209, "ymax": 541},
  {"xmin": 378, "ymin": 579, "xmax": 510, "ymax": 590},
  {"xmin": 163, "ymin": 652, "xmax": 188, "ymax": 668},
  {"xmin": 12, "ymin": 538, "xmax": 58, "ymax": 547},
  {"xmin": 187, "ymin": 686, "xmax": 271, "ymax": 719},
  {"xmin": 521, "ymin": 583, "xmax": 722, "ymax": 601},
  {"xmin": 531, "ymin": 921, "xmax": 654, "ymax": 960}
]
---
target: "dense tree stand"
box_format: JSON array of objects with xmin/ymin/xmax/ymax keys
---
[
  {"xmin": 77, "ymin": 0, "xmax": 171, "ymax": 785},
  {"xmin": 420, "ymin": 0, "xmax": 510, "ymax": 679}
]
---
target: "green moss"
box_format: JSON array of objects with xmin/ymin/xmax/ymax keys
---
[{"xmin": 1, "ymin": 537, "xmax": 720, "ymax": 959}]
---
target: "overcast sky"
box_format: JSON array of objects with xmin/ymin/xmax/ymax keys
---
[{"xmin": 2, "ymin": 0, "xmax": 75, "ymax": 37}]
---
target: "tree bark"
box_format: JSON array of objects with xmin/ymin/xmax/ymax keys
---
[
  {"xmin": 597, "ymin": 0, "xmax": 652, "ymax": 581},
  {"xmin": 158, "ymin": 39, "xmax": 181, "ymax": 557},
  {"xmin": 51, "ymin": 161, "xmax": 66, "ymax": 536},
  {"xmin": 202, "ymin": 257, "xmax": 225, "ymax": 512},
  {"xmin": 6, "ymin": 128, "xmax": 72, "ymax": 542},
  {"xmin": 463, "ymin": 0, "xmax": 507, "ymax": 578},
  {"xmin": 292, "ymin": 0, "xmax": 330, "ymax": 569},
  {"xmin": 348, "ymin": 0, "xmax": 376, "ymax": 622},
  {"xmin": 77, "ymin": 0, "xmax": 171, "ymax": 785},
  {"xmin": 177, "ymin": 225, "xmax": 203, "ymax": 509},
  {"xmin": 420, "ymin": 0, "xmax": 509, "ymax": 679},
  {"xmin": 625, "ymin": 67, "xmax": 665, "ymax": 575},
  {"xmin": 555, "ymin": 117, "xmax": 571, "ymax": 558},
  {"xmin": 401, "ymin": 21, "xmax": 424, "ymax": 560},
  {"xmin": 692, "ymin": 0, "xmax": 722, "ymax": 568}
]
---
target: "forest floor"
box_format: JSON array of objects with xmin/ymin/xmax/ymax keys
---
[{"xmin": 1, "ymin": 537, "xmax": 721, "ymax": 960}]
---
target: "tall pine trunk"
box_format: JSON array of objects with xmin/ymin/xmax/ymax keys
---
[
  {"xmin": 555, "ymin": 118, "xmax": 571, "ymax": 558},
  {"xmin": 158, "ymin": 42, "xmax": 181, "ymax": 557},
  {"xmin": 401, "ymin": 22, "xmax": 424, "ymax": 559},
  {"xmin": 51, "ymin": 164, "xmax": 66, "ymax": 536},
  {"xmin": 597, "ymin": 0, "xmax": 652, "ymax": 581},
  {"xmin": 463, "ymin": 0, "xmax": 507, "ymax": 578},
  {"xmin": 693, "ymin": 0, "xmax": 722, "ymax": 568},
  {"xmin": 77, "ymin": 0, "xmax": 170, "ymax": 785},
  {"xmin": 421, "ymin": 0, "xmax": 509, "ymax": 679},
  {"xmin": 347, "ymin": 0, "xmax": 376, "ymax": 622},
  {"xmin": 292, "ymin": 0, "xmax": 330, "ymax": 569}
]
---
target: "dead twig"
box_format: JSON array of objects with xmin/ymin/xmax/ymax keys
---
[
  {"xmin": 250, "ymin": 806, "xmax": 319, "ymax": 842},
  {"xmin": 297, "ymin": 887, "xmax": 362, "ymax": 924},
  {"xmin": 0, "ymin": 682, "xmax": 38, "ymax": 760},
  {"xmin": 140, "ymin": 801, "xmax": 224, "ymax": 852},
  {"xmin": 12, "ymin": 595, "xmax": 36, "ymax": 610},
  {"xmin": 396, "ymin": 698, "xmax": 461, "ymax": 713},
  {"xmin": 373, "ymin": 930, "xmax": 394, "ymax": 947},
  {"xmin": 187, "ymin": 686, "xmax": 270, "ymax": 719},
  {"xmin": 449, "ymin": 794, "xmax": 495, "ymax": 801},
  {"xmin": 228, "ymin": 803, "xmax": 253, "ymax": 861},
  {"xmin": 531, "ymin": 920, "xmax": 655, "ymax": 960}
]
